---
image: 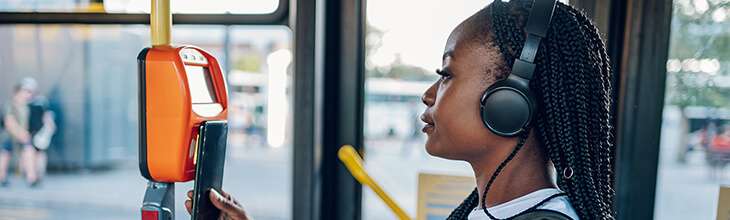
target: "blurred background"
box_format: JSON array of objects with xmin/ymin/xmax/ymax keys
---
[{"xmin": 0, "ymin": 0, "xmax": 727, "ymax": 219}]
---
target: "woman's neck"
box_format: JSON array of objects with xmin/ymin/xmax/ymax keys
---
[{"xmin": 470, "ymin": 135, "xmax": 554, "ymax": 209}]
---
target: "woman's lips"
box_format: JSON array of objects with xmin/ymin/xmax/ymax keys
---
[
  {"xmin": 422, "ymin": 124, "xmax": 434, "ymax": 133},
  {"xmin": 420, "ymin": 113, "xmax": 434, "ymax": 133}
]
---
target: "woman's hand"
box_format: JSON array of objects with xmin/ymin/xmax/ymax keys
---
[{"xmin": 185, "ymin": 189, "xmax": 251, "ymax": 220}]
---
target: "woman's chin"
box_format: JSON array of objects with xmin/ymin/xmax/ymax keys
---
[
  {"xmin": 425, "ymin": 141, "xmax": 455, "ymax": 160},
  {"xmin": 426, "ymin": 139, "xmax": 474, "ymax": 161},
  {"xmin": 424, "ymin": 145, "xmax": 438, "ymax": 157}
]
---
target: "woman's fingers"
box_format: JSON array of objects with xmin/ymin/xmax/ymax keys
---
[
  {"xmin": 186, "ymin": 188, "xmax": 248, "ymax": 220},
  {"xmin": 209, "ymin": 189, "xmax": 234, "ymax": 212},
  {"xmin": 185, "ymin": 189, "xmax": 193, "ymax": 214},
  {"xmin": 185, "ymin": 199, "xmax": 193, "ymax": 214},
  {"xmin": 216, "ymin": 189, "xmax": 231, "ymax": 199},
  {"xmin": 185, "ymin": 189, "xmax": 194, "ymax": 214},
  {"xmin": 209, "ymin": 189, "xmax": 248, "ymax": 220}
]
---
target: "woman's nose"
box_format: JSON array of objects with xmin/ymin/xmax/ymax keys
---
[{"xmin": 421, "ymin": 81, "xmax": 438, "ymax": 107}]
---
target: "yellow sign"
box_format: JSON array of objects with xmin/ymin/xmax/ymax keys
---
[
  {"xmin": 417, "ymin": 173, "xmax": 475, "ymax": 220},
  {"xmin": 718, "ymin": 186, "xmax": 730, "ymax": 220}
]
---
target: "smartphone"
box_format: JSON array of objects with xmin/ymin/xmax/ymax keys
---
[{"xmin": 191, "ymin": 121, "xmax": 228, "ymax": 220}]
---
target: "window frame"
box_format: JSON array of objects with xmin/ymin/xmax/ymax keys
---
[
  {"xmin": 613, "ymin": 0, "xmax": 673, "ymax": 219},
  {"xmin": 0, "ymin": 0, "xmax": 288, "ymax": 25}
]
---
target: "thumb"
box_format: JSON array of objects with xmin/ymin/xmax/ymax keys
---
[{"xmin": 209, "ymin": 189, "xmax": 236, "ymax": 213}]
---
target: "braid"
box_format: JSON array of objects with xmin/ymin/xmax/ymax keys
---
[
  {"xmin": 473, "ymin": 1, "xmax": 615, "ymax": 219},
  {"xmin": 480, "ymin": 131, "xmax": 531, "ymax": 219},
  {"xmin": 446, "ymin": 189, "xmax": 479, "ymax": 220},
  {"xmin": 446, "ymin": 131, "xmax": 530, "ymax": 220}
]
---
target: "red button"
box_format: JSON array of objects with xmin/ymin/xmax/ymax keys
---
[{"xmin": 142, "ymin": 210, "xmax": 159, "ymax": 220}]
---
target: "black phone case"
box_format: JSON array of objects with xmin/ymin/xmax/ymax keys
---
[{"xmin": 191, "ymin": 121, "xmax": 228, "ymax": 220}]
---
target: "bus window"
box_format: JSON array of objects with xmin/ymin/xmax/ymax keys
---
[
  {"xmin": 363, "ymin": 1, "xmax": 488, "ymax": 219},
  {"xmin": 654, "ymin": 0, "xmax": 729, "ymax": 219},
  {"xmin": 0, "ymin": 24, "xmax": 292, "ymax": 220},
  {"xmin": 0, "ymin": 0, "xmax": 280, "ymax": 14}
]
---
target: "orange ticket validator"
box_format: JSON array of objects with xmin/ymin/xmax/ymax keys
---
[{"xmin": 138, "ymin": 46, "xmax": 228, "ymax": 182}]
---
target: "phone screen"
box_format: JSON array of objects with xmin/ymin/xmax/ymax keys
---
[{"xmin": 191, "ymin": 121, "xmax": 228, "ymax": 220}]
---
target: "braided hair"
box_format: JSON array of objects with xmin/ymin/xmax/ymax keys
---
[{"xmin": 446, "ymin": 1, "xmax": 615, "ymax": 219}]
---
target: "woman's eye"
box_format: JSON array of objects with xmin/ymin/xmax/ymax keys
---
[{"xmin": 436, "ymin": 69, "xmax": 451, "ymax": 79}]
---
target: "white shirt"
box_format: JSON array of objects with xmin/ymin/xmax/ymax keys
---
[{"xmin": 467, "ymin": 188, "xmax": 579, "ymax": 220}]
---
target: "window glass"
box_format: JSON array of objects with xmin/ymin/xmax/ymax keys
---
[
  {"xmin": 0, "ymin": 0, "xmax": 281, "ymax": 14},
  {"xmin": 363, "ymin": 1, "xmax": 491, "ymax": 219},
  {"xmin": 0, "ymin": 24, "xmax": 292, "ymax": 220},
  {"xmin": 654, "ymin": 0, "xmax": 730, "ymax": 219}
]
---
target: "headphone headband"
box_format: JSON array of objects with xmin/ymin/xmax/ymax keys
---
[
  {"xmin": 509, "ymin": 0, "xmax": 557, "ymax": 80},
  {"xmin": 480, "ymin": 0, "xmax": 558, "ymax": 137},
  {"xmin": 478, "ymin": 2, "xmax": 562, "ymax": 218}
]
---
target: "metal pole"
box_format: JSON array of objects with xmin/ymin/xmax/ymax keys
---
[
  {"xmin": 151, "ymin": 0, "xmax": 171, "ymax": 46},
  {"xmin": 141, "ymin": 181, "xmax": 175, "ymax": 220}
]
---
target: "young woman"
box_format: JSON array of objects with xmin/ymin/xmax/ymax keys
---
[
  {"xmin": 185, "ymin": 0, "xmax": 615, "ymax": 219},
  {"xmin": 431, "ymin": 1, "xmax": 614, "ymax": 219}
]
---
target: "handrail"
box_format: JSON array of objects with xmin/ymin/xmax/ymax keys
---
[{"xmin": 337, "ymin": 145, "xmax": 411, "ymax": 220}]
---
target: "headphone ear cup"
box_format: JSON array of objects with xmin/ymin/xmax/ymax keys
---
[{"xmin": 480, "ymin": 85, "xmax": 533, "ymax": 137}]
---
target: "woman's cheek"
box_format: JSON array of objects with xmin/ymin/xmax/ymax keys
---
[
  {"xmin": 424, "ymin": 122, "xmax": 450, "ymax": 157},
  {"xmin": 425, "ymin": 122, "xmax": 461, "ymax": 159},
  {"xmin": 434, "ymin": 107, "xmax": 489, "ymax": 158}
]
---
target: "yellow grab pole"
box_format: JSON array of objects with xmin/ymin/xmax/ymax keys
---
[
  {"xmin": 338, "ymin": 145, "xmax": 411, "ymax": 220},
  {"xmin": 151, "ymin": 0, "xmax": 171, "ymax": 46}
]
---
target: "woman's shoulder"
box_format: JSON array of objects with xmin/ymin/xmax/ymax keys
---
[
  {"xmin": 513, "ymin": 209, "xmax": 575, "ymax": 220},
  {"xmin": 467, "ymin": 189, "xmax": 580, "ymax": 220},
  {"xmin": 536, "ymin": 193, "xmax": 580, "ymax": 220}
]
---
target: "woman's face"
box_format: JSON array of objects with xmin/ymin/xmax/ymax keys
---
[{"xmin": 420, "ymin": 15, "xmax": 515, "ymax": 161}]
